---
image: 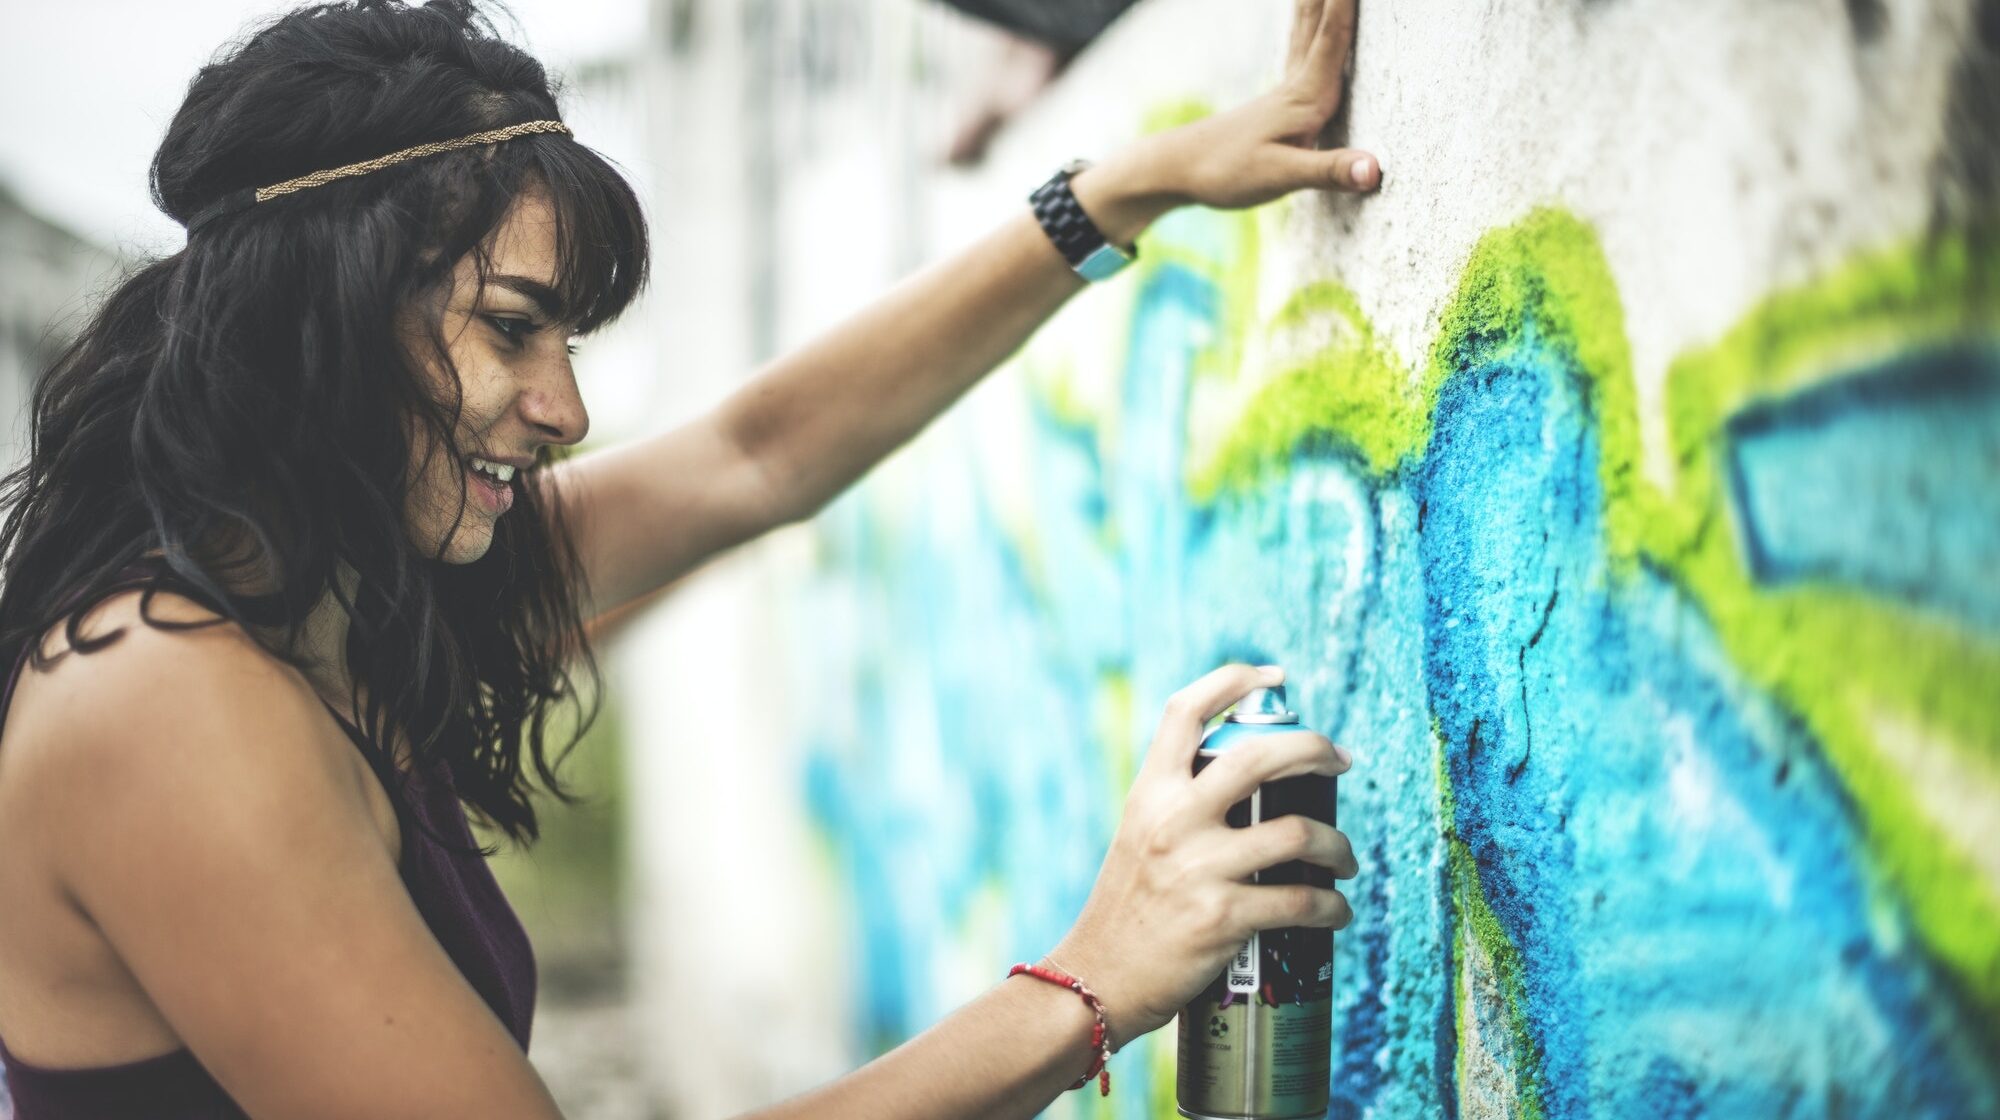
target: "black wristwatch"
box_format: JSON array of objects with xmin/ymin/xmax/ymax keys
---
[{"xmin": 1030, "ymin": 159, "xmax": 1136, "ymax": 282}]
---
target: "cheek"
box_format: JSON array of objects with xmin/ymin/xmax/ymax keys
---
[
  {"xmin": 400, "ymin": 421, "xmax": 456, "ymax": 494},
  {"xmin": 396, "ymin": 418, "xmax": 468, "ymax": 525},
  {"xmin": 460, "ymin": 376, "xmax": 513, "ymax": 431}
]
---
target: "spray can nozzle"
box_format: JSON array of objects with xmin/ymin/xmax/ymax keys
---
[{"xmin": 1227, "ymin": 685, "xmax": 1300, "ymax": 725}]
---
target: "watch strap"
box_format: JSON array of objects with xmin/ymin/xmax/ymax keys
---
[{"xmin": 1030, "ymin": 163, "xmax": 1135, "ymax": 281}]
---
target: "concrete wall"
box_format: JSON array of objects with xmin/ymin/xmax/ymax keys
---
[{"xmin": 624, "ymin": 1, "xmax": 2000, "ymax": 1116}]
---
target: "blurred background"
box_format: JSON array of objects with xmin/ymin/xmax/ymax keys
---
[{"xmin": 4, "ymin": 1, "xmax": 1998, "ymax": 1119}]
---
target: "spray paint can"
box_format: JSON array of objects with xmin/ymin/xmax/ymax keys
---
[{"xmin": 1176, "ymin": 684, "xmax": 1336, "ymax": 1120}]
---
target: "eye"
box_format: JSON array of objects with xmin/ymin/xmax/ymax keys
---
[{"xmin": 482, "ymin": 314, "xmax": 540, "ymax": 347}]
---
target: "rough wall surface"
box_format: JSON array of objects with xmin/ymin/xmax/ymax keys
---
[{"xmin": 634, "ymin": 1, "xmax": 2000, "ymax": 1116}]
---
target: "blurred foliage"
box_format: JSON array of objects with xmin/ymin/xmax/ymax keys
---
[{"xmin": 482, "ymin": 686, "xmax": 630, "ymax": 998}]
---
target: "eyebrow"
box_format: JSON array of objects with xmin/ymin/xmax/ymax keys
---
[{"xmin": 486, "ymin": 274, "xmax": 569, "ymax": 322}]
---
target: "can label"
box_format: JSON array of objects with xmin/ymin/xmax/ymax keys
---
[
  {"xmin": 1227, "ymin": 787, "xmax": 1263, "ymax": 995},
  {"xmin": 1177, "ymin": 986, "xmax": 1332, "ymax": 1119},
  {"xmin": 1226, "ymin": 932, "xmax": 1260, "ymax": 994}
]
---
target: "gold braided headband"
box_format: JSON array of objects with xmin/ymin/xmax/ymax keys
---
[{"xmin": 183, "ymin": 120, "xmax": 572, "ymax": 234}]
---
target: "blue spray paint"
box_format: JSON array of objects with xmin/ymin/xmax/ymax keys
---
[{"xmin": 792, "ymin": 221, "xmax": 2000, "ymax": 1116}]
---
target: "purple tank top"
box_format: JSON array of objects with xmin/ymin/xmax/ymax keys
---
[{"xmin": 0, "ymin": 568, "xmax": 537, "ymax": 1118}]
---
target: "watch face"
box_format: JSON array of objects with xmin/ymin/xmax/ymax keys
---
[{"xmin": 1077, "ymin": 242, "xmax": 1133, "ymax": 282}]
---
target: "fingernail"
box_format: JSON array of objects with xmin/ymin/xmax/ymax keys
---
[
  {"xmin": 1351, "ymin": 156, "xmax": 1375, "ymax": 187},
  {"xmin": 1335, "ymin": 744, "xmax": 1354, "ymax": 767},
  {"xmin": 1257, "ymin": 664, "xmax": 1285, "ymax": 681}
]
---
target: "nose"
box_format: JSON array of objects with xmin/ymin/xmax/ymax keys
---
[{"xmin": 519, "ymin": 351, "xmax": 590, "ymax": 448}]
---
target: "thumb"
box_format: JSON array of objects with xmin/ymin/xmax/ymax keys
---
[{"xmin": 1276, "ymin": 145, "xmax": 1381, "ymax": 193}]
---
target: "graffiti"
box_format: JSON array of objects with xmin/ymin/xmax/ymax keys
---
[
  {"xmin": 792, "ymin": 187, "xmax": 2000, "ymax": 1116},
  {"xmin": 1723, "ymin": 350, "xmax": 2000, "ymax": 631}
]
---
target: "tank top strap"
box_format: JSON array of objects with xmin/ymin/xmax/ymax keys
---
[{"xmin": 315, "ymin": 697, "xmax": 413, "ymax": 804}]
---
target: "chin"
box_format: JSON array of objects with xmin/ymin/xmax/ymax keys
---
[
  {"xmin": 412, "ymin": 513, "xmax": 496, "ymax": 565},
  {"xmin": 440, "ymin": 527, "xmax": 496, "ymax": 565}
]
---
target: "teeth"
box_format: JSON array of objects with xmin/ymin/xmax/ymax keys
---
[{"xmin": 469, "ymin": 456, "xmax": 517, "ymax": 483}]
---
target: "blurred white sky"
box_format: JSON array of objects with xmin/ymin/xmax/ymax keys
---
[{"xmin": 0, "ymin": 0, "xmax": 648, "ymax": 255}]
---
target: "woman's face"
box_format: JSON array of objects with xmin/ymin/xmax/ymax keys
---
[{"xmin": 399, "ymin": 188, "xmax": 589, "ymax": 564}]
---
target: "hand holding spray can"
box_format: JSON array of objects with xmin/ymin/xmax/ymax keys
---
[{"xmin": 1176, "ymin": 684, "xmax": 1336, "ymax": 1120}]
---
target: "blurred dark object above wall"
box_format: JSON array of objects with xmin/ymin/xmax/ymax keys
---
[
  {"xmin": 935, "ymin": 0, "xmax": 1147, "ymax": 165},
  {"xmin": 936, "ymin": 0, "xmax": 1144, "ymax": 57}
]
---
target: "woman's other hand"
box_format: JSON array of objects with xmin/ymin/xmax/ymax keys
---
[
  {"xmin": 1045, "ymin": 664, "xmax": 1358, "ymax": 1052},
  {"xmin": 1071, "ymin": 0, "xmax": 1380, "ymax": 244}
]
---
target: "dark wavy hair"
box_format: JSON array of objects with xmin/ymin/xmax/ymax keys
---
[{"xmin": 0, "ymin": 0, "xmax": 648, "ymax": 842}]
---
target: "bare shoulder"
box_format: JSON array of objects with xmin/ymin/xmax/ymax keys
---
[
  {"xmin": 0, "ymin": 588, "xmax": 558, "ymax": 1115},
  {"xmin": 0, "ymin": 585, "xmax": 370, "ymax": 856},
  {"xmin": 7, "ymin": 584, "xmax": 320, "ymax": 757}
]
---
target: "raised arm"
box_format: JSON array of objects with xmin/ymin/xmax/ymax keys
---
[{"xmin": 551, "ymin": 0, "xmax": 1378, "ymax": 620}]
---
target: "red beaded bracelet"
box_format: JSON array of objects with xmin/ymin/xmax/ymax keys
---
[{"xmin": 1008, "ymin": 962, "xmax": 1112, "ymax": 1097}]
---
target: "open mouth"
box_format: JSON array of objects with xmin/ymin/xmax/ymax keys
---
[
  {"xmin": 465, "ymin": 455, "xmax": 518, "ymax": 514},
  {"xmin": 467, "ymin": 456, "xmax": 517, "ymax": 486}
]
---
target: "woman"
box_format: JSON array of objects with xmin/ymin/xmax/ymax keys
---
[{"xmin": 0, "ymin": 1, "xmax": 1373, "ymax": 1116}]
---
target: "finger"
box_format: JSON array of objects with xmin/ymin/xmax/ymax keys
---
[
  {"xmin": 1271, "ymin": 145, "xmax": 1380, "ymax": 193},
  {"xmin": 1308, "ymin": 0, "xmax": 1358, "ymax": 73},
  {"xmin": 1142, "ymin": 663, "xmax": 1287, "ymax": 779},
  {"xmin": 1232, "ymin": 883, "xmax": 1352, "ymax": 932},
  {"xmin": 1286, "ymin": 0, "xmax": 1325, "ymax": 74},
  {"xmin": 1191, "ymin": 730, "xmax": 1348, "ymax": 819},
  {"xmin": 1210, "ymin": 816, "xmax": 1358, "ymax": 882}
]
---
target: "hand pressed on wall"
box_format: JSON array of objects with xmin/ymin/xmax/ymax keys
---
[{"xmin": 1069, "ymin": 0, "xmax": 1380, "ymax": 245}]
